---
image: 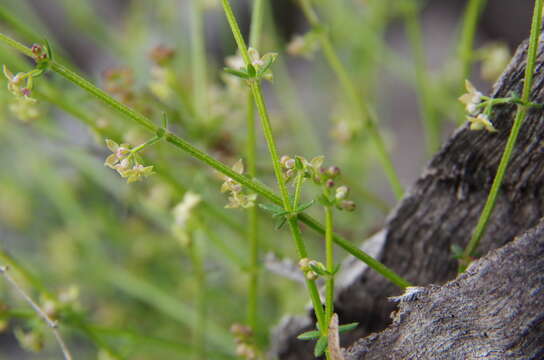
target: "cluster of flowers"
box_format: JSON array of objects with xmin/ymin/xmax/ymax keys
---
[
  {"xmin": 225, "ymin": 47, "xmax": 277, "ymax": 82},
  {"xmin": 104, "ymin": 139, "xmax": 154, "ymax": 183},
  {"xmin": 459, "ymin": 80, "xmax": 497, "ymax": 132},
  {"xmin": 280, "ymin": 155, "xmax": 356, "ymax": 211},
  {"xmin": 219, "ymin": 159, "xmax": 257, "ymax": 209},
  {"xmin": 230, "ymin": 324, "xmax": 261, "ymax": 360},
  {"xmin": 1, "ymin": 44, "xmax": 48, "ymax": 122}
]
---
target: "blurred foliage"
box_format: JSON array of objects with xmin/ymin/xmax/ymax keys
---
[{"xmin": 0, "ymin": 0, "xmax": 511, "ymax": 359}]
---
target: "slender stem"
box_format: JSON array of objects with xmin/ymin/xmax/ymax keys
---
[
  {"xmin": 298, "ymin": 0, "xmax": 403, "ymax": 199},
  {"xmin": 0, "ymin": 31, "xmax": 411, "ymax": 289},
  {"xmin": 0, "ymin": 266, "xmax": 73, "ymax": 360},
  {"xmin": 188, "ymin": 233, "xmax": 206, "ymax": 360},
  {"xmin": 249, "ymin": 0, "xmax": 265, "ymax": 47},
  {"xmin": 220, "ymin": 0, "xmax": 250, "ymax": 64},
  {"xmin": 130, "ymin": 135, "xmax": 162, "ymax": 154},
  {"xmin": 249, "ymin": 79, "xmax": 327, "ymax": 330},
  {"xmin": 293, "ymin": 170, "xmax": 304, "ymax": 209},
  {"xmin": 298, "ymin": 212, "xmax": 411, "ymax": 288},
  {"xmin": 0, "ymin": 32, "xmax": 33, "ymax": 57},
  {"xmin": 220, "ymin": 0, "xmax": 328, "ymax": 332},
  {"xmin": 458, "ymin": 0, "xmax": 487, "ymax": 81},
  {"xmin": 402, "ymin": 0, "xmax": 439, "ymax": 154},
  {"xmin": 462, "ymin": 0, "xmax": 543, "ymax": 267},
  {"xmin": 245, "ymin": 92, "xmax": 259, "ymax": 331},
  {"xmin": 246, "ymin": 0, "xmax": 265, "ymax": 332},
  {"xmin": 286, "ymin": 218, "xmax": 327, "ymax": 331},
  {"xmin": 324, "ymin": 206, "xmax": 334, "ymax": 324},
  {"xmin": 249, "ymin": 81, "xmax": 291, "ymax": 209},
  {"xmin": 190, "ymin": 0, "xmax": 208, "ymax": 120}
]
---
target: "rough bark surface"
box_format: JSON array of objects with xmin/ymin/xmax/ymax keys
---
[
  {"xmin": 270, "ymin": 33, "xmax": 544, "ymax": 359},
  {"xmin": 345, "ymin": 218, "xmax": 544, "ymax": 360}
]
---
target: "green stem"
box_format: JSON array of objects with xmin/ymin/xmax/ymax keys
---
[
  {"xmin": 462, "ymin": 0, "xmax": 542, "ymax": 267},
  {"xmin": 249, "ymin": 0, "xmax": 265, "ymax": 47},
  {"xmin": 286, "ymin": 217, "xmax": 327, "ymax": 331},
  {"xmin": 245, "ymin": 0, "xmax": 265, "ymax": 334},
  {"xmin": 220, "ymin": 0, "xmax": 250, "ymax": 64},
  {"xmin": 0, "ymin": 31, "xmax": 411, "ymax": 289},
  {"xmin": 402, "ymin": 0, "xmax": 439, "ymax": 154},
  {"xmin": 190, "ymin": 0, "xmax": 208, "ymax": 120},
  {"xmin": 324, "ymin": 205, "xmax": 334, "ymax": 324},
  {"xmin": 188, "ymin": 232, "xmax": 206, "ymax": 360},
  {"xmin": 130, "ymin": 135, "xmax": 162, "ymax": 154},
  {"xmin": 220, "ymin": 0, "xmax": 327, "ymax": 332},
  {"xmin": 292, "ymin": 170, "xmax": 304, "ymax": 209},
  {"xmin": 298, "ymin": 0, "xmax": 404, "ymax": 199},
  {"xmin": 248, "ymin": 81, "xmax": 291, "ymax": 208},
  {"xmin": 0, "ymin": 32, "xmax": 33, "ymax": 57},
  {"xmin": 458, "ymin": 0, "xmax": 487, "ymax": 81}
]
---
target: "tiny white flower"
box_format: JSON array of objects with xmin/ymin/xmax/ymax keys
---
[{"xmin": 459, "ymin": 80, "xmax": 483, "ymax": 114}]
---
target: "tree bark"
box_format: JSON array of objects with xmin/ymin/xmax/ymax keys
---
[
  {"xmin": 345, "ymin": 218, "xmax": 544, "ymax": 359},
  {"xmin": 270, "ymin": 32, "xmax": 544, "ymax": 359}
]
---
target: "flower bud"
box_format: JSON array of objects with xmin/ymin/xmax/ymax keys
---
[
  {"xmin": 30, "ymin": 44, "xmax": 43, "ymax": 56},
  {"xmin": 280, "ymin": 155, "xmax": 292, "ymax": 168},
  {"xmin": 326, "ymin": 166, "xmax": 340, "ymax": 178},
  {"xmin": 326, "ymin": 179, "xmax": 335, "ymax": 188},
  {"xmin": 335, "ymin": 185, "xmax": 349, "ymax": 200},
  {"xmin": 298, "ymin": 258, "xmax": 311, "ymax": 272},
  {"xmin": 305, "ymin": 271, "xmax": 318, "ymax": 280},
  {"xmin": 340, "ymin": 200, "xmax": 356, "ymax": 212}
]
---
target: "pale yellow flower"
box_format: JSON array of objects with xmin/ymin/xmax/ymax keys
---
[
  {"xmin": 459, "ymin": 80, "xmax": 483, "ymax": 114},
  {"xmin": 467, "ymin": 113, "xmax": 497, "ymax": 132}
]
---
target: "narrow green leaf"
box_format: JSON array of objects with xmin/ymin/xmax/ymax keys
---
[
  {"xmin": 314, "ymin": 336, "xmax": 328, "ymax": 357},
  {"xmin": 296, "ymin": 329, "xmax": 320, "ymax": 340},
  {"xmin": 295, "ymin": 199, "xmax": 315, "ymax": 213},
  {"xmin": 338, "ymin": 322, "xmax": 359, "ymax": 333},
  {"xmin": 256, "ymin": 52, "xmax": 278, "ymax": 77},
  {"xmin": 275, "ymin": 217, "xmax": 287, "ymax": 230},
  {"xmin": 223, "ymin": 67, "xmax": 249, "ymax": 79},
  {"xmin": 258, "ymin": 203, "xmax": 284, "ymax": 214},
  {"xmin": 246, "ymin": 64, "xmax": 256, "ymax": 77}
]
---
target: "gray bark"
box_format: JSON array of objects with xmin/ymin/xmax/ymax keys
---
[
  {"xmin": 345, "ymin": 218, "xmax": 544, "ymax": 359},
  {"xmin": 270, "ymin": 33, "xmax": 544, "ymax": 359}
]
